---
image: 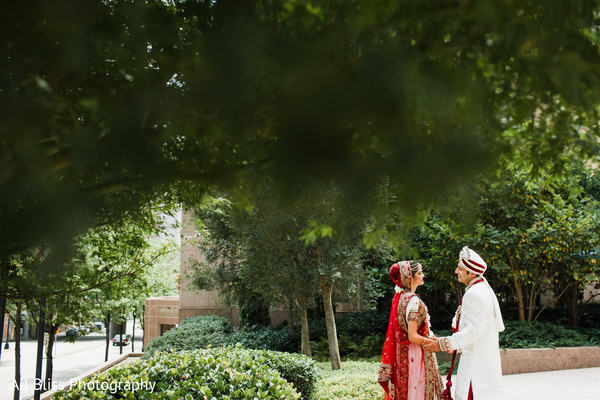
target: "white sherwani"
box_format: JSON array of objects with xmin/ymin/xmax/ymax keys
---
[{"xmin": 441, "ymin": 278, "xmax": 505, "ymax": 400}]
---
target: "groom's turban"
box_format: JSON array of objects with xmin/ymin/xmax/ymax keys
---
[{"xmin": 459, "ymin": 246, "xmax": 487, "ymax": 275}]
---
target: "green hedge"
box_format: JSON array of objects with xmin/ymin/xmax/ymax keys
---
[
  {"xmin": 309, "ymin": 311, "xmax": 388, "ymax": 341},
  {"xmin": 143, "ymin": 315, "xmax": 234, "ymax": 356},
  {"xmin": 499, "ymin": 320, "xmax": 600, "ymax": 348},
  {"xmin": 145, "ymin": 319, "xmax": 318, "ymax": 400},
  {"xmin": 54, "ymin": 346, "xmax": 300, "ymax": 399},
  {"xmin": 206, "ymin": 346, "xmax": 320, "ymax": 400},
  {"xmin": 144, "ymin": 315, "xmax": 301, "ymax": 356},
  {"xmin": 230, "ymin": 324, "xmax": 301, "ymax": 353}
]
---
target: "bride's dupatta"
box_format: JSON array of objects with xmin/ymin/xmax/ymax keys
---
[
  {"xmin": 378, "ymin": 261, "xmax": 444, "ymax": 400},
  {"xmin": 378, "ymin": 285, "xmax": 402, "ymax": 399},
  {"xmin": 378, "ymin": 261, "xmax": 413, "ymax": 400}
]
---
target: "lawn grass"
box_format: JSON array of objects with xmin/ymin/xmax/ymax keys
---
[{"xmin": 313, "ymin": 360, "xmax": 383, "ymax": 400}]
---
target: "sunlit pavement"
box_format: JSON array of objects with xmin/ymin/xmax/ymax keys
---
[
  {"xmin": 445, "ymin": 367, "xmax": 600, "ymax": 400},
  {"xmin": 501, "ymin": 367, "xmax": 600, "ymax": 400},
  {"xmin": 0, "ymin": 331, "xmax": 141, "ymax": 400}
]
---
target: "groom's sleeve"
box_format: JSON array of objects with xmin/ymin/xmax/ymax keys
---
[{"xmin": 439, "ymin": 290, "xmax": 487, "ymax": 352}]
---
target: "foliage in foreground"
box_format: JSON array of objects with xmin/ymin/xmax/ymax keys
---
[
  {"xmin": 55, "ymin": 347, "xmax": 302, "ymax": 400},
  {"xmin": 314, "ymin": 361, "xmax": 382, "ymax": 400},
  {"xmin": 145, "ymin": 325, "xmax": 319, "ymax": 400}
]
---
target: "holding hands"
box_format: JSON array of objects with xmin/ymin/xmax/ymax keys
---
[{"xmin": 423, "ymin": 339, "xmax": 441, "ymax": 352}]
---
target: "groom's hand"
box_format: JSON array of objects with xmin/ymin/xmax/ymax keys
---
[{"xmin": 423, "ymin": 339, "xmax": 441, "ymax": 352}]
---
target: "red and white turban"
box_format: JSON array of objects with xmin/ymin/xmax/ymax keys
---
[{"xmin": 459, "ymin": 246, "xmax": 487, "ymax": 275}]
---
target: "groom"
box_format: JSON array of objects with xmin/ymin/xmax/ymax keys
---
[{"xmin": 424, "ymin": 246, "xmax": 504, "ymax": 400}]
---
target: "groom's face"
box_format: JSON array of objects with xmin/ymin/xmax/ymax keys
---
[{"xmin": 455, "ymin": 264, "xmax": 475, "ymax": 285}]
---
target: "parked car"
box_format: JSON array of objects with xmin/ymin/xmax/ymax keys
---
[
  {"xmin": 93, "ymin": 321, "xmax": 105, "ymax": 331},
  {"xmin": 87, "ymin": 321, "xmax": 105, "ymax": 332},
  {"xmin": 66, "ymin": 327, "xmax": 79, "ymax": 337},
  {"xmin": 112, "ymin": 334, "xmax": 131, "ymax": 346},
  {"xmin": 80, "ymin": 325, "xmax": 91, "ymax": 334},
  {"xmin": 66, "ymin": 325, "xmax": 90, "ymax": 337}
]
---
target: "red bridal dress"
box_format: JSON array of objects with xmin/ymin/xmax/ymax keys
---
[{"xmin": 378, "ymin": 289, "xmax": 444, "ymax": 400}]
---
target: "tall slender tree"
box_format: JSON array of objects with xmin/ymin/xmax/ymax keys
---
[{"xmin": 193, "ymin": 180, "xmax": 366, "ymax": 368}]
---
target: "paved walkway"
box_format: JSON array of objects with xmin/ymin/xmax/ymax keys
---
[
  {"xmin": 501, "ymin": 367, "xmax": 600, "ymax": 400},
  {"xmin": 443, "ymin": 367, "xmax": 600, "ymax": 400}
]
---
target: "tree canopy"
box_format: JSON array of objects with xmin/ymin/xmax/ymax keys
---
[
  {"xmin": 412, "ymin": 160, "xmax": 600, "ymax": 327},
  {"xmin": 3, "ymin": 0, "xmax": 600, "ymax": 260},
  {"xmin": 192, "ymin": 180, "xmax": 366, "ymax": 367}
]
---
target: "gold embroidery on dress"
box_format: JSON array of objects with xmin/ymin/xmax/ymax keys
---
[{"xmin": 396, "ymin": 291, "xmax": 444, "ymax": 399}]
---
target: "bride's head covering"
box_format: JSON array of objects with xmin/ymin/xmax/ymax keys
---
[{"xmin": 390, "ymin": 260, "xmax": 421, "ymax": 291}]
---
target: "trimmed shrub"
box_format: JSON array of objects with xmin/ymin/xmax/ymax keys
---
[
  {"xmin": 309, "ymin": 311, "xmax": 388, "ymax": 340},
  {"xmin": 145, "ymin": 315, "xmax": 302, "ymax": 356},
  {"xmin": 205, "ymin": 346, "xmax": 320, "ymax": 400},
  {"xmin": 260, "ymin": 349, "xmax": 319, "ymax": 399},
  {"xmin": 230, "ymin": 324, "xmax": 301, "ymax": 353},
  {"xmin": 144, "ymin": 316, "xmax": 318, "ymax": 398},
  {"xmin": 54, "ymin": 346, "xmax": 300, "ymax": 399},
  {"xmin": 309, "ymin": 312, "xmax": 388, "ymax": 360},
  {"xmin": 337, "ymin": 333, "xmax": 385, "ymax": 359},
  {"xmin": 579, "ymin": 303, "xmax": 600, "ymax": 330},
  {"xmin": 143, "ymin": 315, "xmax": 233, "ymax": 357},
  {"xmin": 499, "ymin": 320, "xmax": 600, "ymax": 348}
]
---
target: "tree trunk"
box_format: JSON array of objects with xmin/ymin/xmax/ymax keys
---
[
  {"xmin": 287, "ymin": 298, "xmax": 295, "ymax": 332},
  {"xmin": 13, "ymin": 303, "xmax": 21, "ymax": 400},
  {"xmin": 131, "ymin": 310, "xmax": 136, "ymax": 353},
  {"xmin": 140, "ymin": 304, "xmax": 145, "ymax": 352},
  {"xmin": 44, "ymin": 321, "xmax": 57, "ymax": 392},
  {"xmin": 104, "ymin": 314, "xmax": 110, "ymax": 362},
  {"xmin": 564, "ymin": 284, "xmax": 580, "ymax": 329},
  {"xmin": 320, "ymin": 278, "xmax": 341, "ymax": 370},
  {"xmin": 34, "ymin": 296, "xmax": 46, "ymax": 400},
  {"xmin": 509, "ymin": 257, "xmax": 525, "ymax": 321},
  {"xmin": 0, "ymin": 268, "xmax": 7, "ymax": 363},
  {"xmin": 526, "ymin": 282, "xmax": 537, "ymax": 322},
  {"xmin": 297, "ymin": 296, "xmax": 311, "ymax": 357},
  {"xmin": 119, "ymin": 318, "xmax": 123, "ymax": 355}
]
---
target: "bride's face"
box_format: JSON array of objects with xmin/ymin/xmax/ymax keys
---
[{"xmin": 413, "ymin": 267, "xmax": 425, "ymax": 287}]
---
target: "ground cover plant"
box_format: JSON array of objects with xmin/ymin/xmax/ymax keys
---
[
  {"xmin": 54, "ymin": 346, "xmax": 301, "ymax": 399},
  {"xmin": 499, "ymin": 320, "xmax": 600, "ymax": 348},
  {"xmin": 313, "ymin": 361, "xmax": 382, "ymax": 400}
]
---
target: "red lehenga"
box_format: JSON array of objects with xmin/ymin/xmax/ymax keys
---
[{"xmin": 378, "ymin": 262, "xmax": 444, "ymax": 400}]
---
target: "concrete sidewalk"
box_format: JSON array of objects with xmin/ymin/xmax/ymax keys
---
[
  {"xmin": 501, "ymin": 367, "xmax": 600, "ymax": 400},
  {"xmin": 445, "ymin": 367, "xmax": 600, "ymax": 399}
]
